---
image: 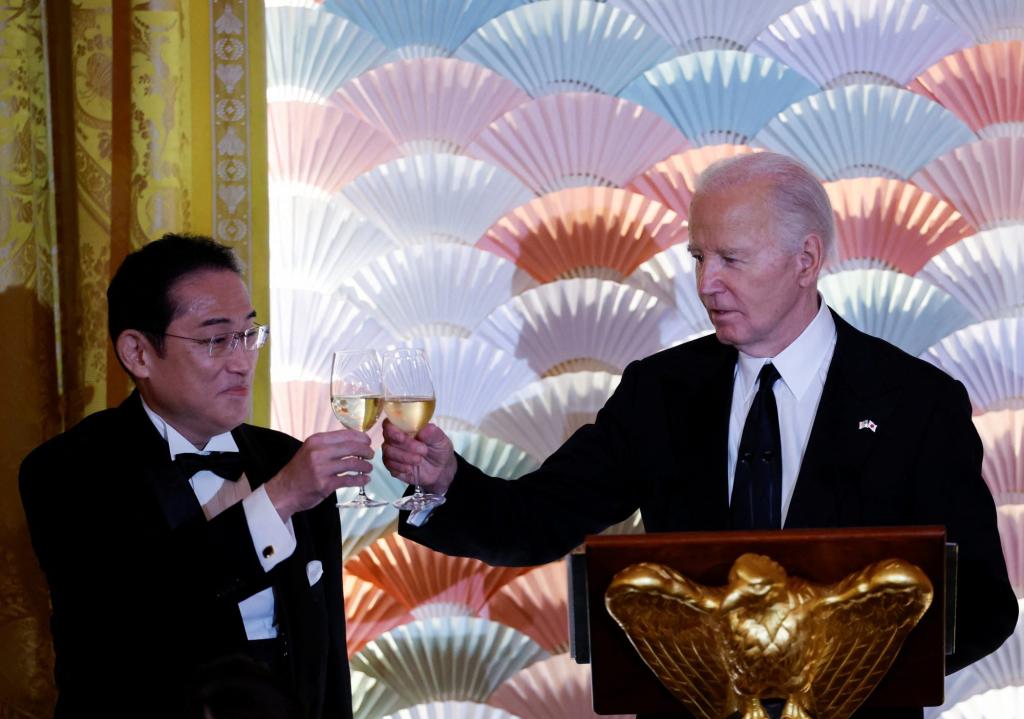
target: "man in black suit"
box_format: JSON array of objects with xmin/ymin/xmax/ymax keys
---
[
  {"xmin": 383, "ymin": 152, "xmax": 1017, "ymax": 713},
  {"xmin": 20, "ymin": 234, "xmax": 372, "ymax": 718}
]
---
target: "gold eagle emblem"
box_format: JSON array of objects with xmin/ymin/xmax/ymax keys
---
[{"xmin": 605, "ymin": 553, "xmax": 933, "ymax": 719}]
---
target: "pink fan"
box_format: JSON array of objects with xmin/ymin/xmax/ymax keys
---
[
  {"xmin": 466, "ymin": 92, "xmax": 689, "ymax": 194},
  {"xmin": 912, "ymin": 136, "xmax": 1024, "ymax": 230},
  {"xmin": 332, "ymin": 58, "xmax": 530, "ymax": 154},
  {"xmin": 270, "ymin": 379, "xmax": 335, "ymax": 441},
  {"xmin": 909, "ymin": 41, "xmax": 1024, "ymax": 139},
  {"xmin": 825, "ymin": 178, "xmax": 974, "ymax": 274},
  {"xmin": 267, "ymin": 101, "xmax": 398, "ymax": 193},
  {"xmin": 486, "ymin": 560, "xmax": 569, "ymax": 654},
  {"xmin": 477, "ymin": 187, "xmax": 686, "ymax": 283},
  {"xmin": 625, "ymin": 144, "xmax": 761, "ymax": 218},
  {"xmin": 344, "ymin": 574, "xmax": 413, "ymax": 657},
  {"xmin": 975, "ymin": 409, "xmax": 1024, "ymax": 505},
  {"xmin": 488, "ymin": 653, "xmax": 632, "ymax": 719},
  {"xmin": 345, "ymin": 533, "xmax": 529, "ymax": 617}
]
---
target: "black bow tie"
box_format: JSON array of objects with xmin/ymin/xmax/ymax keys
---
[{"xmin": 173, "ymin": 452, "xmax": 245, "ymax": 482}]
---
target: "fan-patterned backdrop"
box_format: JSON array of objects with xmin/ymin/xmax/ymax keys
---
[{"xmin": 263, "ymin": 1, "xmax": 1024, "ymax": 717}]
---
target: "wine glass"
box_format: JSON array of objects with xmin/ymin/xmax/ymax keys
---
[
  {"xmin": 330, "ymin": 349, "xmax": 388, "ymax": 508},
  {"xmin": 381, "ymin": 348, "xmax": 445, "ymax": 511}
]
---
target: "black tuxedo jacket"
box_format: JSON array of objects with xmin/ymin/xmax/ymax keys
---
[
  {"xmin": 401, "ymin": 312, "xmax": 1017, "ymax": 715},
  {"xmin": 20, "ymin": 392, "xmax": 351, "ymax": 718}
]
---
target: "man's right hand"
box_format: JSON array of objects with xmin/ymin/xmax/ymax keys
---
[
  {"xmin": 381, "ymin": 420, "xmax": 457, "ymax": 497},
  {"xmin": 265, "ymin": 429, "xmax": 373, "ymax": 521}
]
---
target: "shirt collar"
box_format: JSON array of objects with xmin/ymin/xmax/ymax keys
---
[
  {"xmin": 140, "ymin": 398, "xmax": 239, "ymax": 459},
  {"xmin": 735, "ymin": 298, "xmax": 836, "ymax": 400}
]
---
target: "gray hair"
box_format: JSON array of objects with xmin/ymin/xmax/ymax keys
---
[{"xmin": 691, "ymin": 151, "xmax": 835, "ymax": 260}]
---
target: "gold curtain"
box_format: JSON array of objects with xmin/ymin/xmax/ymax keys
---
[{"xmin": 0, "ymin": 1, "xmax": 267, "ymax": 715}]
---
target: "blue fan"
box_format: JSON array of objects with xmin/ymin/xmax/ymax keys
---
[
  {"xmin": 754, "ymin": 84, "xmax": 977, "ymax": 180},
  {"xmin": 620, "ymin": 50, "xmax": 819, "ymax": 145},
  {"xmin": 455, "ymin": 0, "xmax": 677, "ymax": 96},
  {"xmin": 324, "ymin": 0, "xmax": 525, "ymax": 58}
]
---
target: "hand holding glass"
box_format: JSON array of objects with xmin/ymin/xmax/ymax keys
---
[{"xmin": 330, "ymin": 349, "xmax": 387, "ymax": 508}]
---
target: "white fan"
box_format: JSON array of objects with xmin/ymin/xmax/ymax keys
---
[
  {"xmin": 474, "ymin": 278, "xmax": 688, "ymax": 377},
  {"xmin": 339, "ymin": 153, "xmax": 534, "ymax": 246},
  {"xmin": 269, "ymin": 287, "xmax": 393, "ymax": 382},
  {"xmin": 819, "ymin": 269, "xmax": 974, "ymax": 357},
  {"xmin": 449, "ymin": 431, "xmax": 540, "ymax": 480},
  {"xmin": 454, "ymin": 0, "xmax": 677, "ymax": 96},
  {"xmin": 383, "ymin": 703, "xmax": 516, "ymax": 719},
  {"xmin": 341, "ymin": 510, "xmax": 398, "ymax": 565},
  {"xmin": 929, "ymin": 686, "xmax": 1024, "ymax": 719},
  {"xmin": 342, "ymin": 244, "xmax": 535, "ymax": 340},
  {"xmin": 753, "ymin": 85, "xmax": 977, "ymax": 180},
  {"xmin": 269, "ymin": 192, "xmax": 396, "ymax": 293},
  {"xmin": 487, "ymin": 560, "xmax": 570, "ymax": 654},
  {"xmin": 489, "ymin": 653, "xmax": 633, "ymax": 719},
  {"xmin": 351, "ymin": 669, "xmax": 406, "ymax": 719},
  {"xmin": 974, "ymin": 408, "xmax": 1024, "ymax": 505},
  {"xmin": 350, "ymin": 617, "xmax": 549, "ymax": 706},
  {"xmin": 750, "ymin": 0, "xmax": 969, "ymax": 88},
  {"xmin": 480, "ymin": 372, "xmax": 622, "ymax": 462},
  {"xmin": 916, "ymin": 227, "xmax": 1024, "ymax": 321},
  {"xmin": 607, "ymin": 0, "xmax": 803, "ymax": 52},
  {"xmin": 923, "ymin": 318, "xmax": 1024, "ymax": 415},
  {"xmin": 999, "ymin": 505, "xmax": 1024, "ymax": 599},
  {"xmin": 926, "ymin": 0, "xmax": 1024, "ymax": 42},
  {"xmin": 265, "ymin": 6, "xmax": 392, "ymax": 103},
  {"xmin": 626, "ymin": 244, "xmax": 715, "ymax": 339}
]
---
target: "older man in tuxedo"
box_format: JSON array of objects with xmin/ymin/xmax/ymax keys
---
[
  {"xmin": 383, "ymin": 152, "xmax": 1017, "ymax": 716},
  {"xmin": 20, "ymin": 234, "xmax": 371, "ymax": 718}
]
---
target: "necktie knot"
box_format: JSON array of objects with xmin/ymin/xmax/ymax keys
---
[
  {"xmin": 757, "ymin": 362, "xmax": 780, "ymax": 393},
  {"xmin": 174, "ymin": 451, "xmax": 244, "ymax": 482}
]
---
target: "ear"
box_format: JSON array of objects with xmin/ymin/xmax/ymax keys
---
[
  {"xmin": 796, "ymin": 233, "xmax": 824, "ymax": 287},
  {"xmin": 115, "ymin": 330, "xmax": 156, "ymax": 379}
]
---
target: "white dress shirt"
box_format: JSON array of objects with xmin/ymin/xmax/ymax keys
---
[
  {"xmin": 727, "ymin": 300, "xmax": 837, "ymax": 525},
  {"xmin": 141, "ymin": 400, "xmax": 296, "ymax": 640}
]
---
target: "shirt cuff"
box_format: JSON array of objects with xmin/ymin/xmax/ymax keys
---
[
  {"xmin": 406, "ymin": 507, "xmax": 433, "ymax": 527},
  {"xmin": 243, "ymin": 485, "xmax": 296, "ymax": 571}
]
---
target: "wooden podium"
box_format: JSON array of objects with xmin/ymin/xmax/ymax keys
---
[{"xmin": 571, "ymin": 526, "xmax": 949, "ymax": 715}]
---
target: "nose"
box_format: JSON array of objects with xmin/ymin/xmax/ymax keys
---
[
  {"xmin": 224, "ymin": 340, "xmax": 257, "ymax": 373},
  {"xmin": 696, "ymin": 260, "xmax": 721, "ymax": 298}
]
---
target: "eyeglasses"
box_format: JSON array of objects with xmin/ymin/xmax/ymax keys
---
[{"xmin": 161, "ymin": 324, "xmax": 269, "ymax": 357}]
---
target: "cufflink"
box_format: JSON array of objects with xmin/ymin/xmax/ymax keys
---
[{"xmin": 262, "ymin": 545, "xmax": 275, "ymax": 559}]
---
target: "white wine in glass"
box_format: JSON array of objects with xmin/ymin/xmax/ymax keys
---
[
  {"xmin": 381, "ymin": 348, "xmax": 445, "ymax": 511},
  {"xmin": 331, "ymin": 349, "xmax": 388, "ymax": 509}
]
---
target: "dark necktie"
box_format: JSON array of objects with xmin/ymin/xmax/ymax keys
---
[
  {"xmin": 731, "ymin": 363, "xmax": 783, "ymax": 530},
  {"xmin": 174, "ymin": 451, "xmax": 245, "ymax": 482}
]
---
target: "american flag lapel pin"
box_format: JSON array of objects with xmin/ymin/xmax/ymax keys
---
[{"xmin": 858, "ymin": 419, "xmax": 877, "ymax": 433}]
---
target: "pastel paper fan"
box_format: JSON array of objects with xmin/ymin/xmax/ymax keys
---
[
  {"xmin": 270, "ymin": 380, "xmax": 334, "ymax": 440},
  {"xmin": 489, "ymin": 653, "xmax": 632, "ymax": 719},
  {"xmin": 931, "ymin": 686, "xmax": 1024, "ymax": 719},
  {"xmin": 449, "ymin": 431, "xmax": 540, "ymax": 480},
  {"xmin": 625, "ymin": 143, "xmax": 761, "ymax": 218},
  {"xmin": 454, "ymin": 0, "xmax": 677, "ymax": 97},
  {"xmin": 909, "ymin": 41, "xmax": 1024, "ymax": 139},
  {"xmin": 350, "ymin": 617, "xmax": 549, "ymax": 705},
  {"xmin": 911, "ymin": 137, "xmax": 1024, "ymax": 230},
  {"xmin": 923, "ymin": 318, "xmax": 1024, "ymax": 414},
  {"xmin": 332, "ymin": 58, "xmax": 531, "ymax": 155},
  {"xmin": 607, "ymin": 0, "xmax": 803, "ymax": 52},
  {"xmin": 819, "ymin": 269, "xmax": 974, "ymax": 357},
  {"xmin": 477, "ymin": 187, "xmax": 686, "ymax": 283},
  {"xmin": 487, "ymin": 560, "xmax": 570, "ymax": 654},
  {"xmin": 620, "ymin": 50, "xmax": 819, "ymax": 145},
  {"xmin": 480, "ymin": 372, "xmax": 622, "ymax": 462},
  {"xmin": 347, "ymin": 533, "xmax": 527, "ymax": 618},
  {"xmin": 749, "ymin": 0, "xmax": 969, "ymax": 89},
  {"xmin": 974, "ymin": 409, "xmax": 1024, "ymax": 505},
  {"xmin": 916, "ymin": 226, "xmax": 1024, "ymax": 320},
  {"xmin": 352, "ymin": 670, "xmax": 406, "ymax": 719},
  {"xmin": 339, "ymin": 153, "xmax": 534, "ymax": 247},
  {"xmin": 270, "ymin": 288, "xmax": 392, "ymax": 381},
  {"xmin": 340, "ymin": 506, "xmax": 399, "ymax": 564},
  {"xmin": 324, "ymin": 0, "xmax": 524, "ymax": 59},
  {"xmin": 824, "ymin": 178, "xmax": 974, "ymax": 275},
  {"xmin": 926, "ymin": 0, "xmax": 1024, "ymax": 42},
  {"xmin": 626, "ymin": 244, "xmax": 717, "ymax": 341},
  {"xmin": 466, "ymin": 92, "xmax": 688, "ymax": 194},
  {"xmin": 384, "ymin": 703, "xmax": 516, "ymax": 719},
  {"xmin": 267, "ymin": 101, "xmax": 398, "ymax": 195},
  {"xmin": 265, "ymin": 6, "xmax": 391, "ymax": 103},
  {"xmin": 342, "ymin": 244, "xmax": 536, "ymax": 339},
  {"xmin": 269, "ymin": 193, "xmax": 396, "ymax": 292},
  {"xmin": 753, "ymin": 85, "xmax": 977, "ymax": 180},
  {"xmin": 345, "ymin": 574, "xmax": 414, "ymax": 657},
  {"xmin": 473, "ymin": 278, "xmax": 688, "ymax": 377},
  {"xmin": 412, "ymin": 336, "xmax": 539, "ymax": 430},
  {"xmin": 601, "ymin": 509, "xmax": 646, "ymax": 537}
]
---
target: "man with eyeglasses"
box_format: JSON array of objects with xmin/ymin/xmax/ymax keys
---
[{"xmin": 19, "ymin": 234, "xmax": 369, "ymax": 718}]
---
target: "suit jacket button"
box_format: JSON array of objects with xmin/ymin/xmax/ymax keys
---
[{"xmin": 262, "ymin": 545, "xmax": 275, "ymax": 559}]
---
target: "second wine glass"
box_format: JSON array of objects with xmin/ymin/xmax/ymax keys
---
[
  {"xmin": 381, "ymin": 348, "xmax": 445, "ymax": 511},
  {"xmin": 331, "ymin": 349, "xmax": 388, "ymax": 508}
]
